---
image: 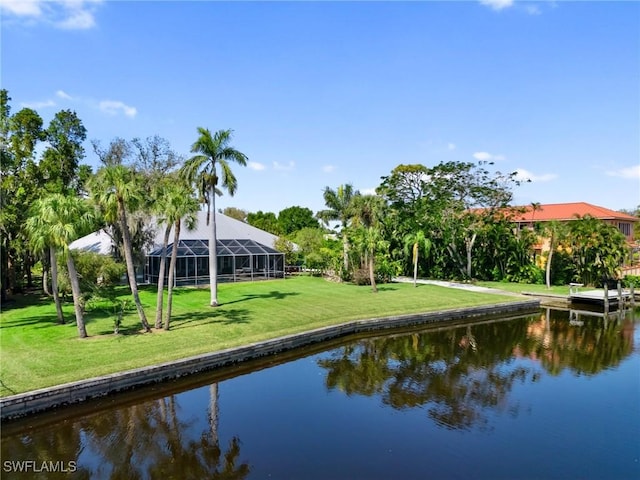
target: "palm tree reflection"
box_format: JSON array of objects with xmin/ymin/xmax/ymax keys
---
[{"xmin": 319, "ymin": 310, "xmax": 635, "ymax": 431}]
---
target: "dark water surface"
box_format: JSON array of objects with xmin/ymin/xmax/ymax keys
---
[{"xmin": 2, "ymin": 308, "xmax": 639, "ymax": 480}]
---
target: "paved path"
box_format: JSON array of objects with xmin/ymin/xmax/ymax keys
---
[{"xmin": 393, "ymin": 277, "xmax": 521, "ymax": 295}]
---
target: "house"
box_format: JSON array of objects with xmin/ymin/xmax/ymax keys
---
[
  {"xmin": 506, "ymin": 202, "xmax": 639, "ymax": 276},
  {"xmin": 509, "ymin": 202, "xmax": 637, "ymax": 243},
  {"xmin": 70, "ymin": 211, "xmax": 286, "ymax": 285}
]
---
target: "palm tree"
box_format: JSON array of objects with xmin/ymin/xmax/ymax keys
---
[
  {"xmin": 317, "ymin": 184, "xmax": 359, "ymax": 273},
  {"xmin": 181, "ymin": 128, "xmax": 248, "ymax": 307},
  {"xmin": 164, "ymin": 187, "xmax": 199, "ymax": 330},
  {"xmin": 151, "ymin": 182, "xmax": 174, "ymax": 329},
  {"xmin": 351, "ymin": 194, "xmax": 386, "ymax": 293},
  {"xmin": 90, "ymin": 165, "xmax": 151, "ymax": 332},
  {"xmin": 25, "ymin": 194, "xmax": 95, "ymax": 338},
  {"xmin": 541, "ymin": 220, "xmax": 566, "ymax": 289},
  {"xmin": 26, "ymin": 220, "xmax": 65, "ymax": 324},
  {"xmin": 403, "ymin": 230, "xmax": 431, "ymax": 287}
]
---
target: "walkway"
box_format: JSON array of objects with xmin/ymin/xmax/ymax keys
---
[{"xmin": 393, "ymin": 277, "xmax": 521, "ymax": 295}]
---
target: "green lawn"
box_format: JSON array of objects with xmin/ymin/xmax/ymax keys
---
[{"xmin": 1, "ymin": 276, "xmax": 519, "ymax": 395}]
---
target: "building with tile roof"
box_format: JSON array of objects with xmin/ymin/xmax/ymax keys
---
[{"xmin": 508, "ymin": 202, "xmax": 637, "ymax": 243}]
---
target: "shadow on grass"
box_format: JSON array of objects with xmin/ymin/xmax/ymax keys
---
[
  {"xmin": 223, "ymin": 291, "xmax": 301, "ymax": 305},
  {"xmin": 168, "ymin": 308, "xmax": 252, "ymax": 330},
  {"xmin": 0, "ymin": 314, "xmax": 69, "ymax": 330}
]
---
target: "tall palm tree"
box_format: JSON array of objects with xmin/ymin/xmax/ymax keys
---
[
  {"xmin": 26, "ymin": 221, "xmax": 65, "ymax": 324},
  {"xmin": 403, "ymin": 230, "xmax": 431, "ymax": 287},
  {"xmin": 181, "ymin": 128, "xmax": 248, "ymax": 307},
  {"xmin": 351, "ymin": 194, "xmax": 386, "ymax": 293},
  {"xmin": 164, "ymin": 187, "xmax": 199, "ymax": 330},
  {"xmin": 90, "ymin": 165, "xmax": 151, "ymax": 332},
  {"xmin": 317, "ymin": 184, "xmax": 359, "ymax": 272},
  {"xmin": 25, "ymin": 194, "xmax": 95, "ymax": 338}
]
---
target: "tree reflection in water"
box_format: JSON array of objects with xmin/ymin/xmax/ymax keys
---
[
  {"xmin": 0, "ymin": 384, "xmax": 250, "ymax": 480},
  {"xmin": 318, "ymin": 309, "xmax": 635, "ymax": 431}
]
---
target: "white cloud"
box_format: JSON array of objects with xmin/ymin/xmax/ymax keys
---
[
  {"xmin": 248, "ymin": 161, "xmax": 266, "ymax": 171},
  {"xmin": 20, "ymin": 99, "xmax": 56, "ymax": 109},
  {"xmin": 56, "ymin": 90, "xmax": 73, "ymax": 100},
  {"xmin": 0, "ymin": 0, "xmax": 42, "ymax": 16},
  {"xmin": 322, "ymin": 165, "xmax": 336, "ymax": 173},
  {"xmin": 273, "ymin": 161, "xmax": 295, "ymax": 171},
  {"xmin": 99, "ymin": 100, "xmax": 137, "ymax": 118},
  {"xmin": 605, "ymin": 165, "xmax": 640, "ymax": 179},
  {"xmin": 514, "ymin": 168, "xmax": 557, "ymax": 183},
  {"xmin": 0, "ymin": 0, "xmax": 102, "ymax": 30},
  {"xmin": 57, "ymin": 8, "xmax": 94, "ymax": 29},
  {"xmin": 448, "ymin": 143, "xmax": 456, "ymax": 151},
  {"xmin": 360, "ymin": 187, "xmax": 377, "ymax": 196},
  {"xmin": 479, "ymin": 0, "xmax": 514, "ymax": 11},
  {"xmin": 473, "ymin": 151, "xmax": 506, "ymax": 161}
]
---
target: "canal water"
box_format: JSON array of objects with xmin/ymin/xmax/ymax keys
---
[{"xmin": 2, "ymin": 307, "xmax": 639, "ymax": 480}]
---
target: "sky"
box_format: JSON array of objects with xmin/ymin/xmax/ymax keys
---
[{"xmin": 2, "ymin": 0, "xmax": 639, "ymax": 217}]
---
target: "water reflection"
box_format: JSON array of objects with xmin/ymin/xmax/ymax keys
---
[
  {"xmin": 1, "ymin": 308, "xmax": 637, "ymax": 479},
  {"xmin": 319, "ymin": 308, "xmax": 635, "ymax": 431},
  {"xmin": 1, "ymin": 386, "xmax": 250, "ymax": 480}
]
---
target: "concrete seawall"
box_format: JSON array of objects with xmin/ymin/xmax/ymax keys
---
[{"xmin": 0, "ymin": 300, "xmax": 540, "ymax": 421}]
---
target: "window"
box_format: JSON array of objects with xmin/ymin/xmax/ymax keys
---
[{"xmin": 618, "ymin": 222, "xmax": 631, "ymax": 236}]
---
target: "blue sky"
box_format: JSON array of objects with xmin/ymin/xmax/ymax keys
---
[{"xmin": 2, "ymin": 0, "xmax": 639, "ymax": 216}]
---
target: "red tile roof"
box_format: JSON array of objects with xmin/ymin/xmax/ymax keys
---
[{"xmin": 510, "ymin": 202, "xmax": 638, "ymax": 223}]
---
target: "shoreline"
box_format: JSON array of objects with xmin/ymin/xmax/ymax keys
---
[{"xmin": 0, "ymin": 299, "xmax": 539, "ymax": 421}]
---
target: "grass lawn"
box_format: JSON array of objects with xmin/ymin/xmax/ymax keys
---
[{"xmin": 1, "ymin": 276, "xmax": 520, "ymax": 396}]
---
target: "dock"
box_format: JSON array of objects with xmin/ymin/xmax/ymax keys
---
[{"xmin": 568, "ymin": 283, "xmax": 636, "ymax": 310}]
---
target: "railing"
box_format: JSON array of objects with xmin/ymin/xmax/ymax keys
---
[{"xmin": 621, "ymin": 265, "xmax": 640, "ymax": 277}]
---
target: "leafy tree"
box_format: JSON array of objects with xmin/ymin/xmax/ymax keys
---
[
  {"xmin": 247, "ymin": 210, "xmax": 280, "ymax": 235},
  {"xmin": 181, "ymin": 128, "xmax": 248, "ymax": 307},
  {"xmin": 273, "ymin": 236, "xmax": 297, "ymax": 266},
  {"xmin": 350, "ymin": 194, "xmax": 387, "ymax": 292},
  {"xmin": 39, "ymin": 110, "xmax": 87, "ymax": 194},
  {"xmin": 221, "ymin": 207, "xmax": 248, "ymax": 222},
  {"xmin": 0, "ymin": 93, "xmax": 45, "ymax": 297},
  {"xmin": 25, "ymin": 194, "xmax": 96, "ymax": 338},
  {"xmin": 317, "ymin": 184, "xmax": 359, "ymax": 273},
  {"xmin": 567, "ymin": 215, "xmax": 627, "ymax": 286},
  {"xmin": 90, "ymin": 164, "xmax": 151, "ymax": 331},
  {"xmin": 403, "ymin": 230, "xmax": 431, "ymax": 287},
  {"xmin": 426, "ymin": 161, "xmax": 524, "ymax": 279},
  {"xmin": 277, "ymin": 205, "xmax": 319, "ymax": 235}
]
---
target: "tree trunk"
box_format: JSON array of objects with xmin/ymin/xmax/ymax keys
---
[
  {"xmin": 50, "ymin": 247, "xmax": 65, "ymax": 324},
  {"xmin": 66, "ymin": 253, "xmax": 87, "ymax": 338},
  {"xmin": 369, "ymin": 252, "xmax": 377, "ymax": 293},
  {"xmin": 155, "ymin": 224, "xmax": 172, "ymax": 329},
  {"xmin": 413, "ymin": 243, "xmax": 418, "ymax": 287},
  {"xmin": 465, "ymin": 232, "xmax": 477, "ymax": 279},
  {"xmin": 42, "ymin": 263, "xmax": 51, "ymax": 296},
  {"xmin": 165, "ymin": 220, "xmax": 181, "ymax": 330},
  {"xmin": 545, "ymin": 236, "xmax": 555, "ymax": 289},
  {"xmin": 25, "ymin": 251, "xmax": 33, "ymax": 288},
  {"xmin": 209, "ymin": 383, "xmax": 219, "ymax": 445},
  {"xmin": 342, "ymin": 235, "xmax": 350, "ymax": 272},
  {"xmin": 209, "ymin": 186, "xmax": 219, "ymax": 307},
  {"xmin": 119, "ymin": 199, "xmax": 151, "ymax": 332}
]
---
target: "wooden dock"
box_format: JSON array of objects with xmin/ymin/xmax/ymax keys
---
[{"xmin": 569, "ymin": 287, "xmax": 635, "ymax": 308}]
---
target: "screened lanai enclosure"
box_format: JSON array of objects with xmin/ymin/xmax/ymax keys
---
[{"xmin": 145, "ymin": 239, "xmax": 285, "ymax": 286}]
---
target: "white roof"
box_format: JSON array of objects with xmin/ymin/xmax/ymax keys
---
[
  {"xmin": 70, "ymin": 211, "xmax": 281, "ymax": 254},
  {"xmin": 68, "ymin": 230, "xmax": 114, "ymax": 255},
  {"xmin": 149, "ymin": 211, "xmax": 280, "ymax": 250}
]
